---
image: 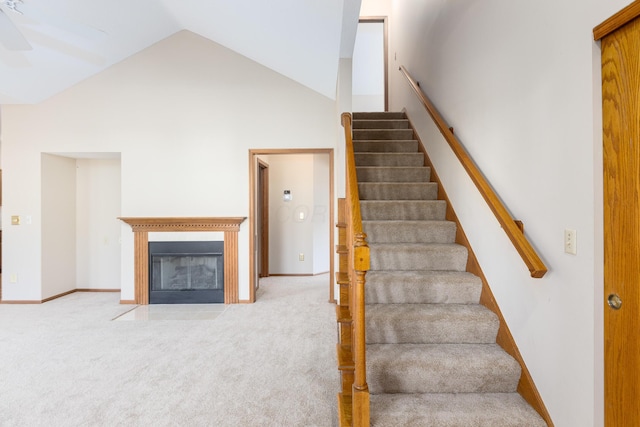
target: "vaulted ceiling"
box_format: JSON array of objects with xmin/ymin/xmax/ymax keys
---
[{"xmin": 0, "ymin": 0, "xmax": 361, "ymax": 104}]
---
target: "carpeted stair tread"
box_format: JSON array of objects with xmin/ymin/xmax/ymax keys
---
[
  {"xmin": 366, "ymin": 303, "xmax": 499, "ymax": 344},
  {"xmin": 353, "ymin": 119, "xmax": 410, "ymax": 129},
  {"xmin": 354, "ymin": 129, "xmax": 414, "ymax": 140},
  {"xmin": 367, "ymin": 343, "xmax": 521, "ymax": 394},
  {"xmin": 359, "ymin": 182, "xmax": 438, "ymax": 200},
  {"xmin": 360, "ymin": 200, "xmax": 447, "ymax": 220},
  {"xmin": 354, "ymin": 140, "xmax": 419, "ymax": 153},
  {"xmin": 354, "ymin": 152, "xmax": 424, "ymax": 167},
  {"xmin": 369, "ymin": 393, "xmax": 547, "ymax": 427},
  {"xmin": 363, "ymin": 220, "xmax": 456, "ymax": 243},
  {"xmin": 369, "ymin": 243, "xmax": 468, "ymax": 271},
  {"xmin": 357, "ymin": 166, "xmax": 431, "ymax": 182},
  {"xmin": 353, "ymin": 111, "xmax": 406, "ymax": 120},
  {"xmin": 365, "ymin": 270, "xmax": 482, "ymax": 304}
]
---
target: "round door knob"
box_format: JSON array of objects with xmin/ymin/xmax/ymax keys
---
[{"xmin": 608, "ymin": 293, "xmax": 622, "ymax": 310}]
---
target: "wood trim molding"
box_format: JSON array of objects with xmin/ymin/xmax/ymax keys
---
[
  {"xmin": 118, "ymin": 217, "xmax": 245, "ymax": 232},
  {"xmin": 42, "ymin": 290, "xmax": 77, "ymax": 303},
  {"xmin": 408, "ymin": 114, "xmax": 554, "ymax": 426},
  {"xmin": 594, "ymin": 1, "xmax": 640, "ymax": 40},
  {"xmin": 0, "ymin": 300, "xmax": 42, "ymax": 304},
  {"xmin": 268, "ymin": 274, "xmax": 315, "ymax": 277},
  {"xmin": 119, "ymin": 217, "xmax": 247, "ymax": 305}
]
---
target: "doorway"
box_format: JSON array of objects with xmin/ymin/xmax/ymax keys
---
[
  {"xmin": 249, "ymin": 149, "xmax": 335, "ymax": 304},
  {"xmin": 352, "ymin": 17, "xmax": 388, "ymax": 112}
]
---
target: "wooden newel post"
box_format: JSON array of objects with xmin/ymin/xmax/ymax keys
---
[{"xmin": 352, "ymin": 232, "xmax": 370, "ymax": 426}]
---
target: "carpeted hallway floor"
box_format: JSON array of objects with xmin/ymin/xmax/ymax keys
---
[{"xmin": 0, "ymin": 274, "xmax": 338, "ymax": 427}]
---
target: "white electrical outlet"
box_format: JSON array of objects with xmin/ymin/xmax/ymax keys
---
[
  {"xmin": 299, "ymin": 253, "xmax": 304, "ymax": 261},
  {"xmin": 564, "ymin": 229, "xmax": 577, "ymax": 255},
  {"xmin": 9, "ymin": 273, "xmax": 18, "ymax": 283}
]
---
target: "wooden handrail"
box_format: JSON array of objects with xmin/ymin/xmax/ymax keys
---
[
  {"xmin": 341, "ymin": 112, "xmax": 370, "ymax": 426},
  {"xmin": 399, "ymin": 66, "xmax": 547, "ymax": 278}
]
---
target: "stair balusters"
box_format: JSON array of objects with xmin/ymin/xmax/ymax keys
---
[{"xmin": 336, "ymin": 113, "xmax": 371, "ymax": 426}]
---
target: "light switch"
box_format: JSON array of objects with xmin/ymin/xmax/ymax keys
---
[
  {"xmin": 11, "ymin": 215, "xmax": 20, "ymax": 225},
  {"xmin": 564, "ymin": 229, "xmax": 577, "ymax": 255}
]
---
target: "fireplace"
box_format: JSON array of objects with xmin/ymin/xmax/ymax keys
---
[
  {"xmin": 118, "ymin": 217, "xmax": 245, "ymax": 305},
  {"xmin": 149, "ymin": 241, "xmax": 224, "ymax": 304}
]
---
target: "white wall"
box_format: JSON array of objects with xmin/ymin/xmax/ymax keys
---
[
  {"xmin": 313, "ymin": 154, "xmax": 330, "ymax": 274},
  {"xmin": 1, "ymin": 30, "xmax": 339, "ymax": 302},
  {"xmin": 76, "ymin": 157, "xmax": 121, "ymax": 290},
  {"xmin": 41, "ymin": 154, "xmax": 76, "ymax": 299},
  {"xmin": 352, "ymin": 21, "xmax": 385, "ymax": 111},
  {"xmin": 269, "ymin": 155, "xmax": 315, "ymax": 274},
  {"xmin": 369, "ymin": 0, "xmax": 631, "ymax": 425},
  {"xmin": 266, "ymin": 154, "xmax": 330, "ymax": 275}
]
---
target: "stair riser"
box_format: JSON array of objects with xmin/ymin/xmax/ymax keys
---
[
  {"xmin": 353, "ymin": 120, "xmax": 409, "ymax": 129},
  {"xmin": 363, "ymin": 221, "xmax": 456, "ymax": 243},
  {"xmin": 355, "ymin": 153, "xmax": 424, "ymax": 167},
  {"xmin": 366, "ymin": 305, "xmax": 499, "ymax": 344},
  {"xmin": 360, "ymin": 201, "xmax": 447, "ymax": 221},
  {"xmin": 367, "ymin": 345, "xmax": 521, "ymax": 394},
  {"xmin": 359, "ymin": 183, "xmax": 438, "ymax": 201},
  {"xmin": 354, "ymin": 129, "xmax": 414, "ymax": 140},
  {"xmin": 356, "ymin": 167, "xmax": 431, "ymax": 183},
  {"xmin": 365, "ymin": 271, "xmax": 482, "ymax": 304},
  {"xmin": 354, "ymin": 140, "xmax": 419, "ymax": 153},
  {"xmin": 369, "ymin": 394, "xmax": 548, "ymax": 427},
  {"xmin": 368, "ymin": 367, "xmax": 520, "ymax": 394},
  {"xmin": 369, "ymin": 244, "xmax": 468, "ymax": 271},
  {"xmin": 353, "ymin": 112, "xmax": 406, "ymax": 120},
  {"xmin": 366, "ymin": 282, "xmax": 481, "ymax": 305}
]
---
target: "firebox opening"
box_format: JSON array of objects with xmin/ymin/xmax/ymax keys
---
[{"xmin": 149, "ymin": 241, "xmax": 224, "ymax": 304}]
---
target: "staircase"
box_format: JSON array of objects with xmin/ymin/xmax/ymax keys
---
[{"xmin": 344, "ymin": 111, "xmax": 547, "ymax": 426}]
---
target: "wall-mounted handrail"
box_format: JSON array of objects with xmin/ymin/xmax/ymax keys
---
[
  {"xmin": 399, "ymin": 66, "xmax": 547, "ymax": 278},
  {"xmin": 341, "ymin": 112, "xmax": 370, "ymax": 426}
]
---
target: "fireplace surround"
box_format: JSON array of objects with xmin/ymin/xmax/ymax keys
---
[{"xmin": 119, "ymin": 217, "xmax": 246, "ymax": 304}]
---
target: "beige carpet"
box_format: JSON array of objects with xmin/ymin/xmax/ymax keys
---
[{"xmin": 0, "ymin": 275, "xmax": 338, "ymax": 426}]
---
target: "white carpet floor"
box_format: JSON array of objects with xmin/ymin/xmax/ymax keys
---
[{"xmin": 0, "ymin": 275, "xmax": 338, "ymax": 426}]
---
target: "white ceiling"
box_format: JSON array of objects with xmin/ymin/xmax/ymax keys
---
[{"xmin": 0, "ymin": 0, "xmax": 361, "ymax": 104}]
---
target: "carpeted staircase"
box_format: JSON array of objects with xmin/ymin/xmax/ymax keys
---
[{"xmin": 353, "ymin": 111, "xmax": 547, "ymax": 426}]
